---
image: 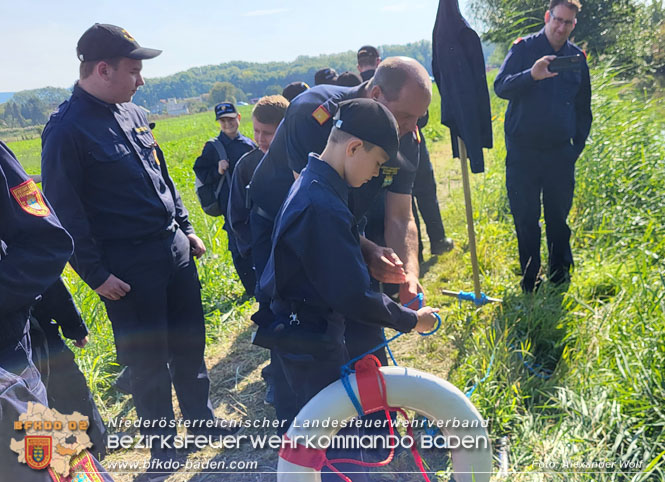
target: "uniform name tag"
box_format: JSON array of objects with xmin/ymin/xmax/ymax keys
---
[{"xmin": 10, "ymin": 179, "xmax": 51, "ymax": 217}]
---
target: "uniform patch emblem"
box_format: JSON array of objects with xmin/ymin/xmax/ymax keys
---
[
  {"xmin": 312, "ymin": 105, "xmax": 331, "ymax": 125},
  {"xmin": 10, "ymin": 179, "xmax": 51, "ymax": 217},
  {"xmin": 381, "ymin": 166, "xmax": 399, "ymax": 187},
  {"xmin": 26, "ymin": 436, "xmax": 52, "ymax": 470}
]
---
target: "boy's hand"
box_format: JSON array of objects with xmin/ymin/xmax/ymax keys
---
[
  {"xmin": 414, "ymin": 307, "xmax": 439, "ymax": 333},
  {"xmin": 218, "ymin": 159, "xmax": 230, "ymax": 175}
]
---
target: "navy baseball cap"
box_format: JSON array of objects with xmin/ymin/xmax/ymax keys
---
[
  {"xmin": 357, "ymin": 45, "xmax": 379, "ymax": 60},
  {"xmin": 215, "ymin": 102, "xmax": 238, "ymax": 119},
  {"xmin": 333, "ymin": 99, "xmax": 399, "ymax": 160},
  {"xmin": 77, "ymin": 24, "xmax": 162, "ymax": 62},
  {"xmin": 314, "ymin": 68, "xmax": 338, "ymax": 85}
]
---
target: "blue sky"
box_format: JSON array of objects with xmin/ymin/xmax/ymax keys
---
[{"xmin": 0, "ymin": 0, "xmax": 474, "ymax": 92}]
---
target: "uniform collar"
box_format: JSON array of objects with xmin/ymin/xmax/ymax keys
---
[
  {"xmin": 305, "ymin": 154, "xmax": 348, "ymax": 204},
  {"xmin": 536, "ymin": 27, "xmax": 570, "ymax": 55},
  {"xmin": 218, "ymin": 130, "xmax": 240, "ymax": 144},
  {"xmin": 72, "ymin": 83, "xmax": 120, "ymax": 111}
]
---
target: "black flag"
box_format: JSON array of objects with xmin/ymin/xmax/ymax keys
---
[{"xmin": 432, "ymin": 0, "xmax": 493, "ymax": 173}]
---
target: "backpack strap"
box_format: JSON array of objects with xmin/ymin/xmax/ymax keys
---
[{"xmin": 208, "ymin": 137, "xmax": 231, "ymax": 196}]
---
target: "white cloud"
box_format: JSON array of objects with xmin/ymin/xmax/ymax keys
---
[{"xmin": 243, "ymin": 8, "xmax": 290, "ymax": 17}]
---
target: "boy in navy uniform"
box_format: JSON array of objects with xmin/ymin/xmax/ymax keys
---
[
  {"xmin": 193, "ymin": 102, "xmax": 256, "ymax": 292},
  {"xmin": 259, "ymin": 99, "xmax": 439, "ymax": 429},
  {"xmin": 494, "ymin": 0, "xmax": 592, "ymax": 292}
]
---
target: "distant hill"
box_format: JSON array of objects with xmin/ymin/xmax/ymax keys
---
[{"xmin": 1, "ymin": 39, "xmax": 495, "ymax": 127}]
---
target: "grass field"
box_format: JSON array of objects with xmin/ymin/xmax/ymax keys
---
[{"xmin": 6, "ymin": 72, "xmax": 664, "ymax": 481}]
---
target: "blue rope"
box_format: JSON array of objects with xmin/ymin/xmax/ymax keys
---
[
  {"xmin": 465, "ymin": 350, "xmax": 496, "ymax": 398},
  {"xmin": 340, "ymin": 293, "xmax": 442, "ymax": 417},
  {"xmin": 457, "ymin": 290, "xmax": 490, "ymax": 306}
]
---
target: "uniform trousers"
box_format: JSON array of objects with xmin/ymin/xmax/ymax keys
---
[
  {"xmin": 101, "ymin": 228, "xmax": 214, "ymax": 450},
  {"xmin": 505, "ymin": 143, "xmax": 577, "ymax": 291}
]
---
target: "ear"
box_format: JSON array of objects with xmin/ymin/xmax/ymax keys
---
[
  {"xmin": 345, "ymin": 138, "xmax": 364, "ymax": 157},
  {"xmin": 97, "ymin": 61, "xmax": 111, "ymax": 80},
  {"xmin": 544, "ymin": 10, "xmax": 551, "ymax": 23},
  {"xmin": 237, "ymin": 113, "xmax": 241, "ymax": 121},
  {"xmin": 369, "ymin": 85, "xmax": 382, "ymax": 101}
]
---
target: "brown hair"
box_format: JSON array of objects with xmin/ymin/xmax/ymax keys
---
[
  {"xmin": 79, "ymin": 58, "xmax": 121, "ymax": 79},
  {"xmin": 549, "ymin": 0, "xmax": 582, "ymax": 12},
  {"xmin": 328, "ymin": 127, "xmax": 373, "ymax": 151},
  {"xmin": 252, "ymin": 95, "xmax": 289, "ymax": 125}
]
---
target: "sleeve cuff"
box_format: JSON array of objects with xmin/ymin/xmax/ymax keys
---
[{"xmin": 61, "ymin": 321, "xmax": 89, "ymax": 341}]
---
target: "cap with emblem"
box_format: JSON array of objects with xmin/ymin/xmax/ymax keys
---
[
  {"xmin": 76, "ymin": 24, "xmax": 162, "ymax": 62},
  {"xmin": 333, "ymin": 98, "xmax": 399, "ymax": 161},
  {"xmin": 357, "ymin": 45, "xmax": 380, "ymax": 61},
  {"xmin": 314, "ymin": 68, "xmax": 338, "ymax": 86},
  {"xmin": 215, "ymin": 102, "xmax": 238, "ymax": 120}
]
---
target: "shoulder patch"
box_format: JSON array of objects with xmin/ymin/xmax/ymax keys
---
[
  {"xmin": 312, "ymin": 105, "xmax": 331, "ymax": 125},
  {"xmin": 10, "ymin": 179, "xmax": 51, "ymax": 217},
  {"xmin": 513, "ymin": 37, "xmax": 524, "ymax": 45}
]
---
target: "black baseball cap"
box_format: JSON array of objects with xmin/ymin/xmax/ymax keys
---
[
  {"xmin": 357, "ymin": 45, "xmax": 380, "ymax": 60},
  {"xmin": 215, "ymin": 102, "xmax": 238, "ymax": 119},
  {"xmin": 77, "ymin": 24, "xmax": 162, "ymax": 62},
  {"xmin": 282, "ymin": 81, "xmax": 309, "ymax": 102},
  {"xmin": 314, "ymin": 68, "xmax": 338, "ymax": 85},
  {"xmin": 333, "ymin": 99, "xmax": 399, "ymax": 160}
]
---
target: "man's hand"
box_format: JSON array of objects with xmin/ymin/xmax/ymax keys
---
[
  {"xmin": 400, "ymin": 273, "xmax": 425, "ymax": 308},
  {"xmin": 414, "ymin": 307, "xmax": 440, "ymax": 334},
  {"xmin": 531, "ymin": 55, "xmax": 558, "ymax": 81},
  {"xmin": 218, "ymin": 159, "xmax": 230, "ymax": 175},
  {"xmin": 360, "ymin": 238, "xmax": 407, "ymax": 284},
  {"xmin": 73, "ymin": 336, "xmax": 89, "ymax": 349},
  {"xmin": 95, "ymin": 274, "xmax": 131, "ymax": 301},
  {"xmin": 187, "ymin": 233, "xmax": 206, "ymax": 258}
]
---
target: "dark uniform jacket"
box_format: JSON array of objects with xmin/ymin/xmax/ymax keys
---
[
  {"xmin": 41, "ymin": 84, "xmax": 194, "ymax": 290},
  {"xmin": 249, "ymin": 83, "xmax": 416, "ymax": 223},
  {"xmin": 259, "ymin": 155, "xmax": 418, "ymax": 336},
  {"xmin": 31, "ymin": 278, "xmax": 88, "ymax": 342},
  {"xmin": 432, "ymin": 0, "xmax": 493, "ymax": 173},
  {"xmin": 0, "ymin": 142, "xmax": 73, "ymax": 351},
  {"xmin": 494, "ymin": 28, "xmax": 592, "ymax": 155},
  {"xmin": 227, "ymin": 147, "xmax": 263, "ymax": 258},
  {"xmin": 193, "ymin": 130, "xmax": 255, "ymax": 217}
]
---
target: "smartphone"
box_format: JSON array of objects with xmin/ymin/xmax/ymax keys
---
[{"xmin": 548, "ymin": 55, "xmax": 583, "ymax": 73}]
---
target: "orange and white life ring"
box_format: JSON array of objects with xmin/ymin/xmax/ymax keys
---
[{"xmin": 277, "ymin": 366, "xmax": 492, "ymax": 481}]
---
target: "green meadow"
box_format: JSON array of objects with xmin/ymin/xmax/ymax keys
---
[{"xmin": 6, "ymin": 71, "xmax": 664, "ymax": 480}]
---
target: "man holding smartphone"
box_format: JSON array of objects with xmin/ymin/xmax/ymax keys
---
[{"xmin": 494, "ymin": 0, "xmax": 592, "ymax": 292}]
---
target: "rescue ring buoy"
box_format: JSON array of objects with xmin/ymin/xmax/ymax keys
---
[{"xmin": 277, "ymin": 366, "xmax": 492, "ymax": 481}]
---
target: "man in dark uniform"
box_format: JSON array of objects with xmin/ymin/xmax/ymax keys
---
[
  {"xmin": 495, "ymin": 0, "xmax": 592, "ymax": 292},
  {"xmin": 41, "ymin": 24, "xmax": 234, "ymax": 467},
  {"xmin": 193, "ymin": 102, "xmax": 256, "ymax": 294},
  {"xmin": 281, "ymin": 81, "xmax": 309, "ymax": 102},
  {"xmin": 1, "ymin": 143, "xmax": 112, "ymax": 480},
  {"xmin": 259, "ymin": 99, "xmax": 438, "ymax": 480},
  {"xmin": 30, "ymin": 277, "xmax": 108, "ymax": 461},
  {"xmin": 357, "ymin": 45, "xmax": 381, "ymax": 82}
]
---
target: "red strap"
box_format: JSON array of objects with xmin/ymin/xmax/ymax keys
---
[
  {"xmin": 355, "ymin": 355, "xmax": 388, "ymax": 414},
  {"xmin": 279, "ymin": 435, "xmax": 327, "ymax": 471},
  {"xmin": 279, "ymin": 356, "xmax": 431, "ymax": 482}
]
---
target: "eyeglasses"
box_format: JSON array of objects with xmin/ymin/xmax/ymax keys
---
[{"xmin": 549, "ymin": 10, "xmax": 576, "ymax": 27}]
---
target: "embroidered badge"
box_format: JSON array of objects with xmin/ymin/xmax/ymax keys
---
[
  {"xmin": 10, "ymin": 179, "xmax": 51, "ymax": 217},
  {"xmin": 381, "ymin": 166, "xmax": 399, "ymax": 187},
  {"xmin": 312, "ymin": 105, "xmax": 331, "ymax": 125},
  {"xmin": 25, "ymin": 436, "xmax": 52, "ymax": 470}
]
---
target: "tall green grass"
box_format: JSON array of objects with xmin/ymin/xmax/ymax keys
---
[{"xmin": 435, "ymin": 65, "xmax": 665, "ymax": 480}]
